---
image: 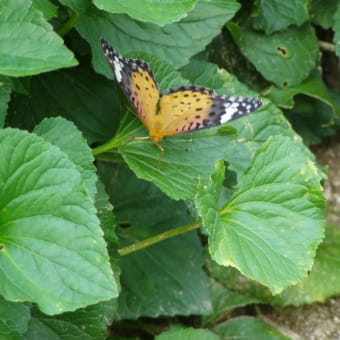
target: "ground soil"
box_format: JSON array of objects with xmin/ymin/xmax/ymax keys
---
[{"xmin": 261, "ymin": 137, "xmax": 340, "ymax": 340}]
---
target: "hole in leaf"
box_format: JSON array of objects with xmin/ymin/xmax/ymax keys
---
[{"xmin": 277, "ymin": 46, "xmax": 288, "ymax": 57}]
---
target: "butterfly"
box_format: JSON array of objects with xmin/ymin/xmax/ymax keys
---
[{"xmin": 101, "ymin": 38, "xmax": 263, "ymax": 146}]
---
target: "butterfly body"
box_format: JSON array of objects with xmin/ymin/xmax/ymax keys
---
[{"xmin": 101, "ymin": 38, "xmax": 263, "ymax": 144}]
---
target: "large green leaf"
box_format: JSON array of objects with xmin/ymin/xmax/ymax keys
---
[
  {"xmin": 180, "ymin": 60, "xmax": 294, "ymax": 177},
  {"xmin": 77, "ymin": 0, "xmax": 240, "ymax": 70},
  {"xmin": 253, "ymin": 0, "xmax": 309, "ymax": 34},
  {"xmin": 7, "ymin": 66, "xmax": 120, "ymax": 144},
  {"xmin": 94, "ymin": 0, "xmax": 198, "ymax": 26},
  {"xmin": 284, "ymin": 95, "xmax": 336, "ymax": 146},
  {"xmin": 197, "ymin": 136, "xmax": 324, "ymax": 294},
  {"xmin": 59, "ymin": 0, "xmax": 90, "ymax": 14},
  {"xmin": 95, "ymin": 181, "xmax": 118, "ymax": 245},
  {"xmin": 229, "ymin": 23, "xmax": 318, "ymax": 87},
  {"xmin": 156, "ymin": 326, "xmax": 219, "ymax": 340},
  {"xmin": 0, "ymin": 128, "xmax": 117, "ymax": 315},
  {"xmin": 0, "ymin": 296, "xmax": 30, "ymax": 338},
  {"xmin": 24, "ymin": 301, "xmax": 116, "ymax": 339},
  {"xmin": 205, "ymin": 224, "xmax": 340, "ymax": 308},
  {"xmin": 32, "ymin": 0, "xmax": 58, "ymax": 20},
  {"xmin": 266, "ymin": 71, "xmax": 337, "ymax": 112},
  {"xmin": 34, "ymin": 117, "xmax": 97, "ymax": 200},
  {"xmin": 180, "ymin": 60, "xmax": 260, "ymax": 97},
  {"xmin": 311, "ymin": 0, "xmax": 338, "ymax": 29},
  {"xmin": 202, "ymin": 278, "xmax": 260, "ymax": 327},
  {"xmin": 95, "ymin": 181, "xmax": 120, "ymax": 286},
  {"xmin": 0, "ymin": 76, "xmax": 12, "ymax": 127},
  {"xmin": 214, "ymin": 316, "xmax": 290, "ymax": 340},
  {"xmin": 0, "ymin": 0, "xmax": 77, "ymax": 76},
  {"xmin": 275, "ymin": 224, "xmax": 340, "ymax": 306},
  {"xmin": 119, "ymin": 128, "xmax": 240, "ymax": 200},
  {"xmin": 99, "ymin": 163, "xmax": 211, "ymax": 319}
]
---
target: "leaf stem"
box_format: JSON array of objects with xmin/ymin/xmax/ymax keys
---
[
  {"xmin": 118, "ymin": 220, "xmax": 202, "ymax": 256},
  {"xmin": 92, "ymin": 113, "xmax": 145, "ymax": 156},
  {"xmin": 58, "ymin": 12, "xmax": 80, "ymax": 37},
  {"xmin": 92, "ymin": 139, "xmax": 119, "ymax": 156}
]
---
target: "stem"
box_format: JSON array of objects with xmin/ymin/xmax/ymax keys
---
[
  {"xmin": 118, "ymin": 220, "xmax": 202, "ymax": 256},
  {"xmin": 92, "ymin": 139, "xmax": 119, "ymax": 156},
  {"xmin": 58, "ymin": 13, "xmax": 80, "ymax": 37},
  {"xmin": 319, "ymin": 40, "xmax": 336, "ymax": 53},
  {"xmin": 92, "ymin": 113, "xmax": 144, "ymax": 157}
]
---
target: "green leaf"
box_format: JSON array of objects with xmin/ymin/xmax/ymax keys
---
[
  {"xmin": 0, "ymin": 0, "xmax": 77, "ymax": 76},
  {"xmin": 275, "ymin": 224, "xmax": 340, "ymax": 306},
  {"xmin": 205, "ymin": 223, "xmax": 340, "ymax": 308},
  {"xmin": 99, "ymin": 163, "xmax": 211, "ymax": 319},
  {"xmin": 0, "ymin": 297, "xmax": 30, "ymax": 337},
  {"xmin": 0, "ymin": 128, "xmax": 117, "ymax": 315},
  {"xmin": 180, "ymin": 60, "xmax": 294, "ymax": 177},
  {"xmin": 311, "ymin": 0, "xmax": 338, "ymax": 29},
  {"xmin": 205, "ymin": 257, "xmax": 270, "ymax": 304},
  {"xmin": 94, "ymin": 0, "xmax": 198, "ymax": 26},
  {"xmin": 59, "ymin": 0, "xmax": 90, "ymax": 14},
  {"xmin": 95, "ymin": 181, "xmax": 118, "ymax": 245},
  {"xmin": 284, "ymin": 96, "xmax": 336, "ymax": 146},
  {"xmin": 32, "ymin": 0, "xmax": 58, "ymax": 20},
  {"xmin": 95, "ymin": 181, "xmax": 120, "ymax": 285},
  {"xmin": 196, "ymin": 160, "xmax": 224, "ymax": 236},
  {"xmin": 117, "ymin": 225, "xmax": 211, "ymax": 318},
  {"xmin": 24, "ymin": 301, "xmax": 116, "ymax": 339},
  {"xmin": 333, "ymin": 2, "xmax": 340, "ymax": 58},
  {"xmin": 180, "ymin": 60, "xmax": 259, "ymax": 97},
  {"xmin": 0, "ymin": 76, "xmax": 12, "ymax": 127},
  {"xmin": 33, "ymin": 117, "xmax": 97, "ymax": 200},
  {"xmin": 266, "ymin": 71, "xmax": 337, "ymax": 113},
  {"xmin": 203, "ymin": 278, "xmax": 260, "ymax": 327},
  {"xmin": 208, "ymin": 29, "xmax": 269, "ymax": 93},
  {"xmin": 156, "ymin": 326, "xmax": 219, "ymax": 340},
  {"xmin": 77, "ymin": 0, "xmax": 240, "ymax": 69},
  {"xmin": 119, "ymin": 129, "xmax": 239, "ymax": 200},
  {"xmin": 229, "ymin": 23, "xmax": 318, "ymax": 87},
  {"xmin": 198, "ymin": 135, "xmax": 325, "ymax": 294},
  {"xmin": 7, "ymin": 66, "xmax": 120, "ymax": 144},
  {"xmin": 224, "ymin": 105, "xmax": 292, "ymax": 178},
  {"xmin": 253, "ymin": 0, "xmax": 309, "ymax": 34},
  {"xmin": 214, "ymin": 316, "xmax": 290, "ymax": 340}
]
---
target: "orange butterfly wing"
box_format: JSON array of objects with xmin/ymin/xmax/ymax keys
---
[
  {"xmin": 149, "ymin": 86, "xmax": 263, "ymax": 142},
  {"xmin": 101, "ymin": 39, "xmax": 159, "ymax": 131}
]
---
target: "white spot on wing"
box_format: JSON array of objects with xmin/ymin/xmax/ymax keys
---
[
  {"xmin": 113, "ymin": 57, "xmax": 123, "ymax": 82},
  {"xmin": 220, "ymin": 102, "xmax": 239, "ymax": 123}
]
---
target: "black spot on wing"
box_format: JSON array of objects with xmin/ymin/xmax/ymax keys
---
[
  {"xmin": 100, "ymin": 38, "xmax": 159, "ymax": 102},
  {"xmin": 161, "ymin": 85, "xmax": 215, "ymax": 96}
]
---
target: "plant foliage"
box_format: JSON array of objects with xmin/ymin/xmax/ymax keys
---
[{"xmin": 1, "ymin": 0, "xmax": 339, "ymax": 338}]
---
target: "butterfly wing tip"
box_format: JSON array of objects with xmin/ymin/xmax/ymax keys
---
[{"xmin": 100, "ymin": 38, "xmax": 110, "ymax": 49}]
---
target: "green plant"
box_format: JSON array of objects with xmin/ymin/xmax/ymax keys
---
[{"xmin": 0, "ymin": 0, "xmax": 338, "ymax": 338}]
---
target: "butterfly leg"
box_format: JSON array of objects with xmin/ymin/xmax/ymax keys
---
[{"xmin": 131, "ymin": 136, "xmax": 152, "ymax": 142}]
